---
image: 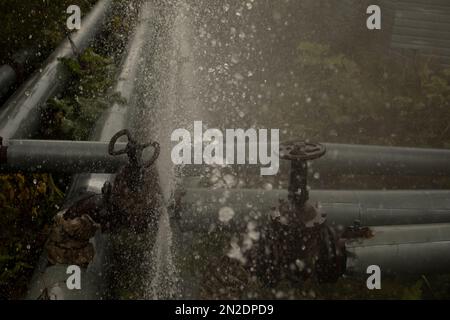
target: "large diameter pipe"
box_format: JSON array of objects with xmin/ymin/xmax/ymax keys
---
[
  {"xmin": 67, "ymin": 1, "xmax": 154, "ymax": 197},
  {"xmin": 0, "ymin": 65, "xmax": 17, "ymax": 100},
  {"xmin": 0, "ymin": 49, "xmax": 39, "ymax": 101},
  {"xmin": 0, "ymin": 140, "xmax": 131, "ymax": 174},
  {"xmin": 176, "ymin": 189, "xmax": 450, "ymax": 231},
  {"xmin": 346, "ymin": 224, "xmax": 450, "ymax": 275},
  {"xmin": 319, "ymin": 143, "xmax": 450, "ymax": 176},
  {"xmin": 26, "ymin": 2, "xmax": 153, "ymax": 300},
  {"xmin": 180, "ymin": 142, "xmax": 450, "ymax": 177},
  {"xmin": 0, "ymin": 0, "xmax": 113, "ymax": 140}
]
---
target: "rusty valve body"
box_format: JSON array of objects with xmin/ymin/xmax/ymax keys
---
[
  {"xmin": 103, "ymin": 129, "xmax": 162, "ymax": 233},
  {"xmin": 63, "ymin": 130, "xmax": 161, "ymax": 231},
  {"xmin": 251, "ymin": 141, "xmax": 345, "ymax": 285}
]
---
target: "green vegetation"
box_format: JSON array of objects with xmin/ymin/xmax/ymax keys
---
[
  {"xmin": 1, "ymin": 0, "xmax": 450, "ymax": 301},
  {"xmin": 185, "ymin": 3, "xmax": 450, "ymax": 299},
  {"xmin": 282, "ymin": 41, "xmax": 450, "ymax": 148},
  {"xmin": 0, "ymin": 174, "xmax": 63, "ymax": 299},
  {"xmin": 0, "ymin": 0, "xmax": 97, "ymax": 66},
  {"xmin": 0, "ymin": 0, "xmax": 99, "ymax": 300},
  {"xmin": 41, "ymin": 48, "xmax": 117, "ymax": 140},
  {"xmin": 0, "ymin": 0, "xmax": 139, "ymax": 299},
  {"xmin": 0, "ymin": 47, "xmax": 117, "ymax": 298}
]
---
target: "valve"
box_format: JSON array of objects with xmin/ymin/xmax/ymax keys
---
[
  {"xmin": 279, "ymin": 140, "xmax": 326, "ymax": 212},
  {"xmin": 106, "ymin": 129, "xmax": 162, "ymax": 233},
  {"xmin": 250, "ymin": 140, "xmax": 345, "ymax": 285},
  {"xmin": 108, "ymin": 129, "xmax": 160, "ymax": 190},
  {"xmin": 108, "ymin": 129, "xmax": 160, "ymax": 170},
  {"xmin": 62, "ymin": 130, "xmax": 161, "ymax": 233}
]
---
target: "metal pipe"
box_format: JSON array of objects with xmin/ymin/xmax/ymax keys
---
[
  {"xmin": 345, "ymin": 224, "xmax": 450, "ymax": 275},
  {"xmin": 180, "ymin": 142, "xmax": 450, "ymax": 177},
  {"xmin": 176, "ymin": 188, "xmax": 450, "ymax": 231},
  {"xmin": 0, "ymin": 139, "xmax": 156, "ymax": 174},
  {"xmin": 67, "ymin": 1, "xmax": 153, "ymax": 198},
  {"xmin": 25, "ymin": 1, "xmax": 153, "ymax": 300},
  {"xmin": 0, "ymin": 65, "xmax": 17, "ymax": 100},
  {"xmin": 0, "ymin": 49, "xmax": 38, "ymax": 101},
  {"xmin": 0, "ymin": 0, "xmax": 113, "ymax": 140},
  {"xmin": 319, "ymin": 143, "xmax": 450, "ymax": 176},
  {"xmin": 0, "ymin": 140, "xmax": 130, "ymax": 173}
]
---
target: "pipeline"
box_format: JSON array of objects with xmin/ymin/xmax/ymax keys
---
[
  {"xmin": 0, "ymin": 49, "xmax": 38, "ymax": 101},
  {"xmin": 0, "ymin": 140, "xmax": 131, "ymax": 174},
  {"xmin": 175, "ymin": 188, "xmax": 450, "ymax": 280},
  {"xmin": 174, "ymin": 187, "xmax": 450, "ymax": 282},
  {"xmin": 0, "ymin": 0, "xmax": 113, "ymax": 140},
  {"xmin": 175, "ymin": 188, "xmax": 450, "ymax": 231},
  {"xmin": 0, "ymin": 65, "xmax": 16, "ymax": 100},
  {"xmin": 180, "ymin": 142, "xmax": 450, "ymax": 177},
  {"xmin": 25, "ymin": 1, "xmax": 152, "ymax": 300},
  {"xmin": 319, "ymin": 142, "xmax": 450, "ymax": 177},
  {"xmin": 346, "ymin": 223, "xmax": 450, "ymax": 276}
]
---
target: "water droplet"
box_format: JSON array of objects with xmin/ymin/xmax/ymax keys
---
[
  {"xmin": 263, "ymin": 183, "xmax": 273, "ymax": 191},
  {"xmin": 219, "ymin": 207, "xmax": 235, "ymax": 223},
  {"xmin": 296, "ymin": 259, "xmax": 305, "ymax": 271}
]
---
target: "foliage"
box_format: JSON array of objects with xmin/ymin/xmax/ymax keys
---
[
  {"xmin": 0, "ymin": 46, "xmax": 118, "ymax": 298},
  {"xmin": 0, "ymin": 174, "xmax": 63, "ymax": 299},
  {"xmin": 277, "ymin": 41, "xmax": 450, "ymax": 148},
  {"xmin": 41, "ymin": 48, "xmax": 119, "ymax": 140},
  {"xmin": 0, "ymin": 0, "xmax": 97, "ymax": 66},
  {"xmin": 0, "ymin": 0, "xmax": 132, "ymax": 299}
]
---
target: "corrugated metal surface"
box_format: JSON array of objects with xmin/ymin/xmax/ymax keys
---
[{"xmin": 382, "ymin": 0, "xmax": 450, "ymax": 66}]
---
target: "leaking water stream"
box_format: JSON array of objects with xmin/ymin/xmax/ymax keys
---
[{"xmin": 107, "ymin": 0, "xmax": 450, "ymax": 300}]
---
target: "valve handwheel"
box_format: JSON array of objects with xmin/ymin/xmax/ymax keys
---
[
  {"xmin": 278, "ymin": 140, "xmax": 326, "ymax": 161},
  {"xmin": 108, "ymin": 129, "xmax": 160, "ymax": 168}
]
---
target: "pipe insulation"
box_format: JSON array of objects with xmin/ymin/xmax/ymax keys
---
[
  {"xmin": 0, "ymin": 140, "xmax": 128, "ymax": 173},
  {"xmin": 0, "ymin": 0, "xmax": 114, "ymax": 140},
  {"xmin": 0, "ymin": 49, "xmax": 39, "ymax": 101},
  {"xmin": 180, "ymin": 142, "xmax": 450, "ymax": 177},
  {"xmin": 176, "ymin": 189, "xmax": 450, "ymax": 231},
  {"xmin": 0, "ymin": 139, "xmax": 157, "ymax": 174},
  {"xmin": 345, "ymin": 224, "xmax": 450, "ymax": 276},
  {"xmin": 0, "ymin": 65, "xmax": 17, "ymax": 100},
  {"xmin": 25, "ymin": 2, "xmax": 154, "ymax": 300}
]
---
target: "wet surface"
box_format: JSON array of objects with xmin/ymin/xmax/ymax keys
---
[
  {"xmin": 131, "ymin": 0, "xmax": 345, "ymax": 300},
  {"xmin": 16, "ymin": 0, "xmax": 450, "ymax": 300}
]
